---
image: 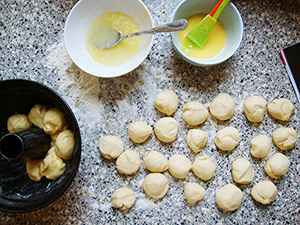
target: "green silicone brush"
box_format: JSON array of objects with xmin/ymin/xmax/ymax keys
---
[{"xmin": 186, "ymin": 0, "xmax": 230, "ymax": 48}]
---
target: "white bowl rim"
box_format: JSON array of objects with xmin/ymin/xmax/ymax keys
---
[
  {"xmin": 64, "ymin": 0, "xmax": 154, "ymax": 78},
  {"xmin": 170, "ymin": 0, "xmax": 243, "ymax": 67}
]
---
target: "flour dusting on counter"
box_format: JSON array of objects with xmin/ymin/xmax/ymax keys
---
[
  {"xmin": 44, "ymin": 38, "xmax": 104, "ymax": 126},
  {"xmin": 135, "ymin": 198, "xmax": 157, "ymax": 209}
]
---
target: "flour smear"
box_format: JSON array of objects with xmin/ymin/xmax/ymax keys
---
[{"xmin": 43, "ymin": 38, "xmax": 104, "ymax": 126}]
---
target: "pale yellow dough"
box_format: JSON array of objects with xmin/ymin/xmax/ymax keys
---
[
  {"xmin": 50, "ymin": 125, "xmax": 68, "ymax": 143},
  {"xmin": 128, "ymin": 121, "xmax": 152, "ymax": 143},
  {"xmin": 182, "ymin": 101, "xmax": 208, "ymax": 125},
  {"xmin": 272, "ymin": 127, "xmax": 297, "ymax": 150},
  {"xmin": 7, "ymin": 114, "xmax": 31, "ymax": 133},
  {"xmin": 116, "ymin": 150, "xmax": 141, "ymax": 175},
  {"xmin": 154, "ymin": 90, "xmax": 179, "ymax": 116},
  {"xmin": 111, "ymin": 187, "xmax": 136, "ymax": 210},
  {"xmin": 243, "ymin": 96, "xmax": 267, "ymax": 122},
  {"xmin": 192, "ymin": 155, "xmax": 216, "ymax": 180},
  {"xmin": 184, "ymin": 182, "xmax": 206, "ymax": 204},
  {"xmin": 7, "ymin": 105, "xmax": 72, "ymax": 182},
  {"xmin": 250, "ymin": 134, "xmax": 271, "ymax": 158},
  {"xmin": 142, "ymin": 173, "xmax": 169, "ymax": 199},
  {"xmin": 98, "ymin": 135, "xmax": 124, "ymax": 159},
  {"xmin": 264, "ymin": 153, "xmax": 290, "ymax": 179},
  {"xmin": 43, "ymin": 107, "xmax": 66, "ymax": 135},
  {"xmin": 154, "ymin": 117, "xmax": 178, "ymax": 143},
  {"xmin": 28, "ymin": 104, "xmax": 48, "ymax": 128},
  {"xmin": 251, "ymin": 181, "xmax": 278, "ymax": 204},
  {"xmin": 215, "ymin": 127, "xmax": 240, "ymax": 151},
  {"xmin": 267, "ymin": 98, "xmax": 294, "ymax": 121},
  {"xmin": 168, "ymin": 154, "xmax": 191, "ymax": 179},
  {"xmin": 186, "ymin": 129, "xmax": 208, "ymax": 153},
  {"xmin": 144, "ymin": 151, "xmax": 168, "ymax": 172},
  {"xmin": 232, "ymin": 158, "xmax": 254, "ymax": 184},
  {"xmin": 209, "ymin": 93, "xmax": 235, "ymax": 120},
  {"xmin": 55, "ymin": 130, "xmax": 75, "ymax": 160},
  {"xmin": 215, "ymin": 184, "xmax": 243, "ymax": 211},
  {"xmin": 26, "ymin": 159, "xmax": 43, "ymax": 182},
  {"xmin": 40, "ymin": 147, "xmax": 66, "ymax": 180}
]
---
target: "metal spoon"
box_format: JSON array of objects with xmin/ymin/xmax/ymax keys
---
[{"xmin": 96, "ymin": 19, "xmax": 188, "ymax": 50}]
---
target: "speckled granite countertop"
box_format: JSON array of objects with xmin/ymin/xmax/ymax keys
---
[{"xmin": 1, "ymin": 0, "xmax": 300, "ymax": 224}]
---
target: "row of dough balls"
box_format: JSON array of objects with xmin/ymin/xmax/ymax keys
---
[
  {"xmin": 111, "ymin": 180, "xmax": 278, "ymax": 211},
  {"xmin": 113, "ymin": 94, "xmax": 296, "ymax": 152},
  {"xmin": 98, "ymin": 91, "xmax": 296, "ymax": 154},
  {"xmin": 154, "ymin": 90, "xmax": 294, "ymax": 123},
  {"xmin": 111, "ymin": 152, "xmax": 290, "ymax": 211},
  {"xmin": 125, "ymin": 91, "xmax": 296, "ymax": 154},
  {"xmin": 100, "ymin": 122, "xmax": 297, "ymax": 160},
  {"xmin": 128, "ymin": 91, "xmax": 297, "ymax": 158},
  {"xmin": 6, "ymin": 104, "xmax": 75, "ymax": 181},
  {"xmin": 214, "ymin": 126, "xmax": 297, "ymax": 153}
]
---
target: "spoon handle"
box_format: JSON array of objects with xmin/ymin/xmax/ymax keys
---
[
  {"xmin": 152, "ymin": 19, "xmax": 188, "ymax": 32},
  {"xmin": 124, "ymin": 19, "xmax": 187, "ymax": 39}
]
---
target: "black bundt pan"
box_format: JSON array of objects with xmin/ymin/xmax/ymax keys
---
[{"xmin": 0, "ymin": 79, "xmax": 81, "ymax": 213}]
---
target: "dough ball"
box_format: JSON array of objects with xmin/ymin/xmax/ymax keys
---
[
  {"xmin": 43, "ymin": 107, "xmax": 66, "ymax": 135},
  {"xmin": 186, "ymin": 129, "xmax": 208, "ymax": 153},
  {"xmin": 142, "ymin": 173, "xmax": 169, "ymax": 199},
  {"xmin": 215, "ymin": 184, "xmax": 243, "ymax": 211},
  {"xmin": 55, "ymin": 130, "xmax": 75, "ymax": 160},
  {"xmin": 267, "ymin": 98, "xmax": 294, "ymax": 121},
  {"xmin": 154, "ymin": 117, "xmax": 178, "ymax": 143},
  {"xmin": 232, "ymin": 158, "xmax": 254, "ymax": 184},
  {"xmin": 49, "ymin": 124, "xmax": 68, "ymax": 143},
  {"xmin": 128, "ymin": 121, "xmax": 152, "ymax": 143},
  {"xmin": 250, "ymin": 135, "xmax": 271, "ymax": 158},
  {"xmin": 116, "ymin": 150, "xmax": 141, "ymax": 175},
  {"xmin": 26, "ymin": 159, "xmax": 43, "ymax": 182},
  {"xmin": 144, "ymin": 151, "xmax": 168, "ymax": 172},
  {"xmin": 243, "ymin": 96, "xmax": 267, "ymax": 122},
  {"xmin": 111, "ymin": 187, "xmax": 136, "ymax": 210},
  {"xmin": 184, "ymin": 182, "xmax": 206, "ymax": 204},
  {"xmin": 209, "ymin": 93, "xmax": 235, "ymax": 120},
  {"xmin": 28, "ymin": 104, "xmax": 48, "ymax": 129},
  {"xmin": 7, "ymin": 114, "xmax": 31, "ymax": 133},
  {"xmin": 154, "ymin": 90, "xmax": 179, "ymax": 116},
  {"xmin": 192, "ymin": 155, "xmax": 216, "ymax": 180},
  {"xmin": 98, "ymin": 136, "xmax": 124, "ymax": 159},
  {"xmin": 40, "ymin": 147, "xmax": 66, "ymax": 180},
  {"xmin": 272, "ymin": 127, "xmax": 297, "ymax": 150},
  {"xmin": 182, "ymin": 101, "xmax": 208, "ymax": 125},
  {"xmin": 264, "ymin": 153, "xmax": 290, "ymax": 179},
  {"xmin": 168, "ymin": 154, "xmax": 191, "ymax": 179},
  {"xmin": 215, "ymin": 127, "xmax": 240, "ymax": 151},
  {"xmin": 251, "ymin": 181, "xmax": 278, "ymax": 204}
]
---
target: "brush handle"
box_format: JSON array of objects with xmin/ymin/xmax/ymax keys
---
[{"xmin": 209, "ymin": 0, "xmax": 230, "ymax": 20}]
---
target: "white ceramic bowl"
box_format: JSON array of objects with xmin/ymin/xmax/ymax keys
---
[
  {"xmin": 64, "ymin": 0, "xmax": 153, "ymax": 78},
  {"xmin": 171, "ymin": 0, "xmax": 243, "ymax": 67}
]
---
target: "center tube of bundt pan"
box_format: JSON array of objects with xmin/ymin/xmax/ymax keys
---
[
  {"xmin": 0, "ymin": 127, "xmax": 51, "ymax": 161},
  {"xmin": 0, "ymin": 133, "xmax": 24, "ymax": 160}
]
